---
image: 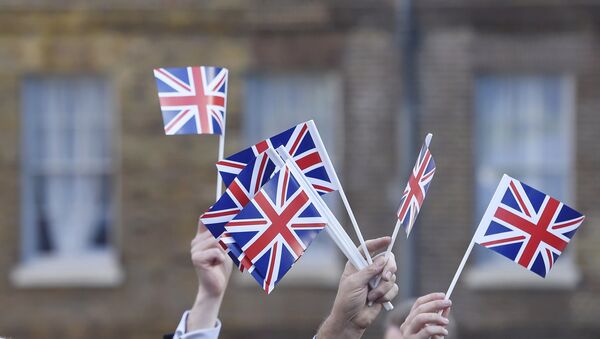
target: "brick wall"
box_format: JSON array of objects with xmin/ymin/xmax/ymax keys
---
[{"xmin": 416, "ymin": 5, "xmax": 600, "ymax": 338}]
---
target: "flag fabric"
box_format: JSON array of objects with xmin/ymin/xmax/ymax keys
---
[
  {"xmin": 200, "ymin": 151, "xmax": 279, "ymax": 271},
  {"xmin": 154, "ymin": 66, "xmax": 228, "ymax": 135},
  {"xmin": 474, "ymin": 174, "xmax": 585, "ymax": 278},
  {"xmin": 216, "ymin": 120, "xmax": 338, "ymax": 196},
  {"xmin": 397, "ymin": 136, "xmax": 436, "ymax": 236},
  {"xmin": 225, "ymin": 163, "xmax": 327, "ymax": 293}
]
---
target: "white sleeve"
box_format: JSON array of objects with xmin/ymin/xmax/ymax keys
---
[{"xmin": 173, "ymin": 311, "xmax": 221, "ymax": 339}]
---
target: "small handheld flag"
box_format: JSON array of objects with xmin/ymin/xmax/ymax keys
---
[
  {"xmin": 153, "ymin": 66, "xmax": 228, "ymax": 135},
  {"xmin": 153, "ymin": 65, "xmax": 229, "ymax": 199},
  {"xmin": 474, "ymin": 174, "xmax": 585, "ymax": 278},
  {"xmin": 224, "ymin": 163, "xmax": 327, "ymax": 294},
  {"xmin": 397, "ymin": 133, "xmax": 436, "ymax": 236},
  {"xmin": 371, "ymin": 133, "xmax": 435, "ymax": 297},
  {"xmin": 445, "ymin": 174, "xmax": 585, "ymax": 300}
]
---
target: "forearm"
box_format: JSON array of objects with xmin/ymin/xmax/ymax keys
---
[
  {"xmin": 186, "ymin": 288, "xmax": 224, "ymax": 331},
  {"xmin": 316, "ymin": 313, "xmax": 365, "ymax": 339}
]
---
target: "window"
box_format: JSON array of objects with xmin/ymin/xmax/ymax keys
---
[
  {"xmin": 13, "ymin": 75, "xmax": 122, "ymax": 287},
  {"xmin": 241, "ymin": 72, "xmax": 343, "ymax": 286},
  {"xmin": 467, "ymin": 74, "xmax": 579, "ymax": 288}
]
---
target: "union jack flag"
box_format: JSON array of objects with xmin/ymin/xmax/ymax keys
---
[
  {"xmin": 200, "ymin": 151, "xmax": 279, "ymax": 271},
  {"xmin": 153, "ymin": 66, "xmax": 227, "ymax": 135},
  {"xmin": 225, "ymin": 164, "xmax": 327, "ymax": 293},
  {"xmin": 216, "ymin": 120, "xmax": 338, "ymax": 196},
  {"xmin": 474, "ymin": 174, "xmax": 585, "ymax": 278},
  {"xmin": 397, "ymin": 134, "xmax": 436, "ymax": 236}
]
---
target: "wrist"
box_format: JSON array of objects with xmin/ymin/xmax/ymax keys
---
[
  {"xmin": 194, "ymin": 282, "xmax": 226, "ymax": 304},
  {"xmin": 317, "ymin": 311, "xmax": 365, "ymax": 339},
  {"xmin": 187, "ymin": 287, "xmax": 225, "ymax": 331}
]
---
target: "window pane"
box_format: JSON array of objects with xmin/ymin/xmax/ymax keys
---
[
  {"xmin": 22, "ymin": 75, "xmax": 114, "ymax": 259},
  {"xmin": 474, "ymin": 75, "xmax": 573, "ymax": 263}
]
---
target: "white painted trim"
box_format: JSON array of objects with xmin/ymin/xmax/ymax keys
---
[
  {"xmin": 10, "ymin": 251, "xmax": 124, "ymax": 288},
  {"xmin": 465, "ymin": 255, "xmax": 580, "ymax": 290},
  {"xmin": 234, "ymin": 246, "xmax": 342, "ymax": 288}
]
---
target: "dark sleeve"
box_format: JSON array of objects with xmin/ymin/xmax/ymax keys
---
[{"xmin": 163, "ymin": 334, "xmax": 174, "ymax": 339}]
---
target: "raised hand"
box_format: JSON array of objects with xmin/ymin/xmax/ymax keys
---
[
  {"xmin": 317, "ymin": 237, "xmax": 399, "ymax": 339},
  {"xmin": 187, "ymin": 221, "xmax": 233, "ymax": 331},
  {"xmin": 389, "ymin": 293, "xmax": 452, "ymax": 339}
]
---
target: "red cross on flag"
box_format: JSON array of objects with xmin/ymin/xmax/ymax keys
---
[{"xmin": 224, "ymin": 163, "xmax": 327, "ymax": 293}]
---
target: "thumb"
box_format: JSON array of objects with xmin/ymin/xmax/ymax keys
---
[
  {"xmin": 197, "ymin": 218, "xmax": 208, "ymax": 235},
  {"xmin": 352, "ymin": 259, "xmax": 385, "ymax": 286}
]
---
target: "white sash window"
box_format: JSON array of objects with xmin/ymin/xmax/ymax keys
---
[
  {"xmin": 14, "ymin": 75, "xmax": 122, "ymax": 287},
  {"xmin": 468, "ymin": 74, "xmax": 578, "ymax": 288}
]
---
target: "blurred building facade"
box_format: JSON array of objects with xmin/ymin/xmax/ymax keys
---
[{"xmin": 0, "ymin": 1, "xmax": 599, "ymax": 338}]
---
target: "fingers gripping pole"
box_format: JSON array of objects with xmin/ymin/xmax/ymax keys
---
[{"xmin": 371, "ymin": 219, "xmax": 402, "ymax": 289}]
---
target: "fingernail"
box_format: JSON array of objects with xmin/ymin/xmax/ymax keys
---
[
  {"xmin": 442, "ymin": 318, "xmax": 449, "ymax": 324},
  {"xmin": 443, "ymin": 329, "xmax": 449, "ymax": 336},
  {"xmin": 384, "ymin": 271, "xmax": 392, "ymax": 280},
  {"xmin": 444, "ymin": 299, "xmax": 452, "ymax": 306}
]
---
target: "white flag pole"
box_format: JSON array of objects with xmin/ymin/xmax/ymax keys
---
[
  {"xmin": 214, "ymin": 68, "xmax": 228, "ymax": 201},
  {"xmin": 424, "ymin": 133, "xmax": 432, "ymax": 148},
  {"xmin": 384, "ymin": 220, "xmax": 403, "ymax": 262},
  {"xmin": 215, "ymin": 133, "xmax": 225, "ymax": 200},
  {"xmin": 338, "ymin": 188, "xmax": 372, "ymax": 264},
  {"xmin": 444, "ymin": 239, "xmax": 474, "ymax": 300},
  {"xmin": 277, "ymin": 146, "xmax": 393, "ymax": 311},
  {"xmin": 306, "ymin": 121, "xmax": 373, "ymax": 266},
  {"xmin": 370, "ymin": 219, "xmax": 402, "ymax": 293},
  {"xmin": 443, "ymin": 174, "xmax": 512, "ymax": 301}
]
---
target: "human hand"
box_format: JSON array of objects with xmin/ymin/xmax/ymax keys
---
[
  {"xmin": 191, "ymin": 221, "xmax": 233, "ymax": 297},
  {"xmin": 187, "ymin": 221, "xmax": 233, "ymax": 331},
  {"xmin": 317, "ymin": 237, "xmax": 399, "ymax": 339},
  {"xmin": 390, "ymin": 293, "xmax": 452, "ymax": 339}
]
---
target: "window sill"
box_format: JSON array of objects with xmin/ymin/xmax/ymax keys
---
[
  {"xmin": 234, "ymin": 247, "xmax": 343, "ymax": 288},
  {"xmin": 464, "ymin": 258, "xmax": 580, "ymax": 290},
  {"xmin": 10, "ymin": 251, "xmax": 124, "ymax": 288}
]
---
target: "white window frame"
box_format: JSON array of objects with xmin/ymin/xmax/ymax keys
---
[
  {"xmin": 12, "ymin": 75, "xmax": 123, "ymax": 288},
  {"xmin": 465, "ymin": 74, "xmax": 580, "ymax": 290}
]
